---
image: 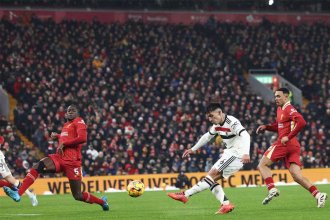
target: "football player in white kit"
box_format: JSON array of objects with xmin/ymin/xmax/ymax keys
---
[
  {"xmin": 168, "ymin": 103, "xmax": 250, "ymax": 214},
  {"xmin": 0, "ymin": 135, "xmax": 38, "ymax": 206}
]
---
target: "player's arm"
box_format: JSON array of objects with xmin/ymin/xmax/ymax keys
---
[
  {"xmin": 287, "ymin": 111, "xmax": 306, "ymax": 140},
  {"xmin": 256, "ymin": 121, "xmax": 278, "ymax": 134},
  {"xmin": 230, "ymin": 118, "xmax": 250, "ymax": 163},
  {"xmin": 63, "ymin": 122, "xmax": 87, "ymax": 147},
  {"xmin": 182, "ymin": 127, "xmax": 216, "ymax": 158},
  {"xmin": 50, "ymin": 132, "xmax": 59, "ymax": 140},
  {"xmin": 191, "ymin": 132, "xmax": 215, "ymax": 152},
  {"xmin": 265, "ymin": 122, "xmax": 278, "ymax": 132}
]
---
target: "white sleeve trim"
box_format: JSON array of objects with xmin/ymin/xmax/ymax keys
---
[{"xmin": 208, "ymin": 125, "xmax": 216, "ymax": 135}]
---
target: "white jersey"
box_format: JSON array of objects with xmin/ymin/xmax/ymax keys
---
[
  {"xmin": 209, "ymin": 115, "xmax": 249, "ymax": 157},
  {"xmin": 191, "ymin": 114, "xmax": 250, "ymax": 158},
  {"xmin": 0, "ymin": 150, "xmax": 4, "ymax": 159},
  {"xmin": 0, "ymin": 150, "xmax": 11, "ymax": 178}
]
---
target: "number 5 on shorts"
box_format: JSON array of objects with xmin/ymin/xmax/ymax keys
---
[{"xmin": 74, "ymin": 167, "xmax": 81, "ymax": 176}]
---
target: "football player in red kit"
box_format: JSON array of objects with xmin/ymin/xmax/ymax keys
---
[
  {"xmin": 256, "ymin": 88, "xmax": 327, "ymax": 208},
  {"xmin": 4, "ymin": 105, "xmax": 109, "ymax": 211}
]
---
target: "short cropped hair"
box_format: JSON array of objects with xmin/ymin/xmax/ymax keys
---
[
  {"xmin": 276, "ymin": 88, "xmax": 290, "ymax": 95},
  {"xmin": 206, "ymin": 103, "xmax": 222, "ymax": 113},
  {"xmin": 67, "ymin": 104, "xmax": 78, "ymax": 111}
]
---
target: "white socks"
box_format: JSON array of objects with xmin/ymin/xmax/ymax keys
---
[
  {"xmin": 184, "ymin": 177, "xmax": 211, "ymax": 197},
  {"xmin": 211, "ymin": 184, "xmax": 229, "ymax": 205},
  {"xmin": 184, "ymin": 175, "xmax": 229, "ymax": 205},
  {"xmin": 24, "ymin": 188, "xmax": 34, "ymax": 198}
]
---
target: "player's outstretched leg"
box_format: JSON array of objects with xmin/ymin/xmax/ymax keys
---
[
  {"xmin": 316, "ymin": 192, "xmax": 328, "ymax": 208},
  {"xmin": 70, "ymin": 180, "xmax": 109, "ymax": 211},
  {"xmin": 167, "ymin": 192, "xmax": 189, "ymax": 203},
  {"xmin": 262, "ymin": 187, "xmax": 280, "ymax": 205},
  {"xmin": 168, "ymin": 176, "xmax": 215, "ymax": 204},
  {"xmin": 0, "ymin": 180, "xmax": 13, "ymax": 188},
  {"xmin": 80, "ymin": 192, "xmax": 109, "ymax": 211},
  {"xmin": 3, "ymin": 186, "xmax": 21, "ymax": 202}
]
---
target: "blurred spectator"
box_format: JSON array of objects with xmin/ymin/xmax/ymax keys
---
[
  {"xmin": 0, "ymin": 0, "xmax": 329, "ymax": 13},
  {"xmin": 86, "ymin": 145, "xmax": 99, "ymax": 161},
  {"xmin": 175, "ymin": 171, "xmax": 191, "ymax": 189}
]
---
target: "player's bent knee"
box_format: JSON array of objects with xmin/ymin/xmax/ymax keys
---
[
  {"xmin": 72, "ymin": 193, "xmax": 83, "ymax": 201},
  {"xmin": 32, "ymin": 163, "xmax": 39, "ymax": 170},
  {"xmin": 257, "ymin": 158, "xmax": 272, "ymax": 169},
  {"xmin": 208, "ymin": 168, "xmax": 220, "ymax": 179},
  {"xmin": 35, "ymin": 161, "xmax": 46, "ymax": 173}
]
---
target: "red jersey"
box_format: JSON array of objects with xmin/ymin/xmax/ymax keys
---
[
  {"xmin": 58, "ymin": 117, "xmax": 87, "ymax": 161},
  {"xmin": 266, "ymin": 102, "xmax": 306, "ymax": 146}
]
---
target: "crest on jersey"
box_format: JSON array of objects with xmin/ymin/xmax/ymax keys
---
[{"xmin": 289, "ymin": 108, "xmax": 297, "ymax": 115}]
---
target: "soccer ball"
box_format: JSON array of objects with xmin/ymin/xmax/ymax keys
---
[{"xmin": 127, "ymin": 180, "xmax": 145, "ymax": 197}]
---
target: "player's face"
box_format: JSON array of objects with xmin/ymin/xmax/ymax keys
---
[
  {"xmin": 274, "ymin": 91, "xmax": 288, "ymax": 107},
  {"xmin": 207, "ymin": 109, "xmax": 223, "ymax": 124},
  {"xmin": 66, "ymin": 106, "xmax": 78, "ymax": 120}
]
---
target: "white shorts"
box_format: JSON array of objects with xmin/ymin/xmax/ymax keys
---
[
  {"xmin": 0, "ymin": 158, "xmax": 12, "ymax": 178},
  {"xmin": 211, "ymin": 152, "xmax": 243, "ymax": 179}
]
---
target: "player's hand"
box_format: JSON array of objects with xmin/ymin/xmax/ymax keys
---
[
  {"xmin": 50, "ymin": 132, "xmax": 59, "ymax": 140},
  {"xmin": 256, "ymin": 125, "xmax": 266, "ymax": 134},
  {"xmin": 241, "ymin": 154, "xmax": 250, "ymax": 164},
  {"xmin": 281, "ymin": 136, "xmax": 289, "ymax": 145},
  {"xmin": 182, "ymin": 149, "xmax": 194, "ymax": 159},
  {"xmin": 58, "ymin": 143, "xmax": 65, "ymax": 156}
]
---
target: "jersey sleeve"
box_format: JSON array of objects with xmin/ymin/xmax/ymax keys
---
[
  {"xmin": 191, "ymin": 132, "xmax": 215, "ymax": 152},
  {"xmin": 208, "ymin": 125, "xmax": 217, "ymax": 135},
  {"xmin": 75, "ymin": 118, "xmax": 87, "ymax": 131},
  {"xmin": 286, "ymin": 106, "xmax": 306, "ymax": 140},
  {"xmin": 63, "ymin": 118, "xmax": 87, "ymax": 147},
  {"xmin": 228, "ymin": 116, "xmax": 246, "ymax": 136}
]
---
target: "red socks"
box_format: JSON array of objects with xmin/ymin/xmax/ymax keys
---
[
  {"xmin": 265, "ymin": 177, "xmax": 275, "ymax": 191},
  {"xmin": 0, "ymin": 180, "xmax": 13, "ymax": 188},
  {"xmin": 308, "ymin": 185, "xmax": 319, "ymax": 197},
  {"xmin": 82, "ymin": 192, "xmax": 104, "ymax": 205},
  {"xmin": 18, "ymin": 169, "xmax": 39, "ymax": 196}
]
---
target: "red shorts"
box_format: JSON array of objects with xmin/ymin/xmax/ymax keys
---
[
  {"xmin": 49, "ymin": 154, "xmax": 82, "ymax": 180},
  {"xmin": 264, "ymin": 144, "xmax": 301, "ymax": 169}
]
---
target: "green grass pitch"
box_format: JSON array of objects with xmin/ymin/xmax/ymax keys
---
[{"xmin": 0, "ymin": 185, "xmax": 328, "ymax": 220}]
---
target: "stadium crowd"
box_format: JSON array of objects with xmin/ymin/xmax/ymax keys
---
[
  {"xmin": 0, "ymin": 15, "xmax": 329, "ymax": 177},
  {"xmin": 0, "ymin": 0, "xmax": 328, "ymax": 13}
]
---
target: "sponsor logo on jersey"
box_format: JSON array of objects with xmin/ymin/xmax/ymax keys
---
[
  {"xmin": 215, "ymin": 127, "xmax": 231, "ymax": 132},
  {"xmin": 278, "ymin": 123, "xmax": 284, "ymax": 128},
  {"xmin": 61, "ymin": 132, "xmax": 69, "ymax": 136},
  {"xmin": 231, "ymin": 121, "xmax": 239, "ymax": 129}
]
